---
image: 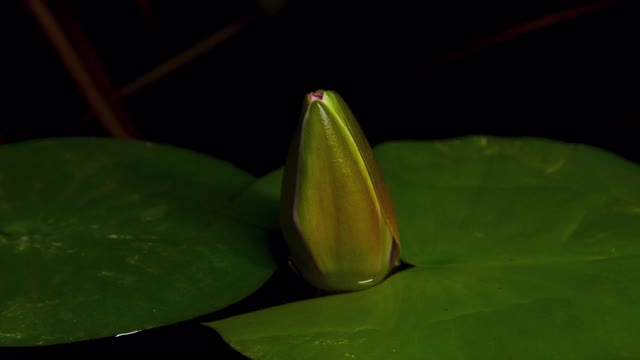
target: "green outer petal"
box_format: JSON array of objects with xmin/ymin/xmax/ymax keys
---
[
  {"xmin": 0, "ymin": 138, "xmax": 276, "ymax": 346},
  {"xmin": 322, "ymin": 91, "xmax": 400, "ymax": 248},
  {"xmin": 280, "ymin": 90, "xmax": 403, "ymax": 292}
]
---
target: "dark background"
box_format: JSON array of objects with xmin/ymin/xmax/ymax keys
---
[
  {"xmin": 3, "ymin": 0, "xmax": 639, "ymax": 354},
  {"xmin": 6, "ymin": 0, "xmax": 640, "ymax": 175}
]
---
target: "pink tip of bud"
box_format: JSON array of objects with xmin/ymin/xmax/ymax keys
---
[{"xmin": 309, "ymin": 92, "xmax": 324, "ymax": 102}]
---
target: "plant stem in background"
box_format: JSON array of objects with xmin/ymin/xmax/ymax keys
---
[
  {"xmin": 24, "ymin": 0, "xmax": 135, "ymax": 139},
  {"xmin": 440, "ymin": 0, "xmax": 628, "ymax": 64}
]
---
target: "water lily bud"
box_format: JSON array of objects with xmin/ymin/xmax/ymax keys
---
[{"xmin": 280, "ymin": 90, "xmax": 401, "ymax": 292}]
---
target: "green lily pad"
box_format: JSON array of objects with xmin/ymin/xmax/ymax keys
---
[
  {"xmin": 207, "ymin": 136, "xmax": 640, "ymax": 359},
  {"xmin": 378, "ymin": 137, "xmax": 640, "ymax": 267},
  {"xmin": 0, "ymin": 138, "xmax": 276, "ymax": 346},
  {"xmin": 225, "ymin": 168, "xmax": 282, "ymax": 230}
]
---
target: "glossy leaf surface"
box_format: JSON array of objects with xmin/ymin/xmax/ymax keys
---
[
  {"xmin": 0, "ymin": 138, "xmax": 276, "ymax": 346},
  {"xmin": 209, "ymin": 136, "xmax": 640, "ymax": 359}
]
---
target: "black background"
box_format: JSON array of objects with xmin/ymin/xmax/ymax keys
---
[
  {"xmin": 6, "ymin": 0, "xmax": 640, "ymax": 174},
  {"xmin": 3, "ymin": 0, "xmax": 640, "ymax": 355}
]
